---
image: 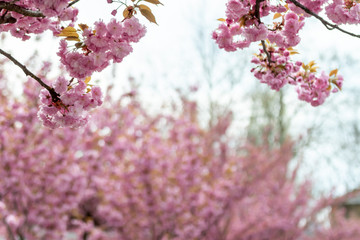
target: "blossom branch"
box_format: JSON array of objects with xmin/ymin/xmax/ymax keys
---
[
  {"xmin": 0, "ymin": 1, "xmax": 45, "ymax": 18},
  {"xmin": 254, "ymin": 0, "xmax": 265, "ymax": 21},
  {"xmin": 288, "ymin": 0, "xmax": 360, "ymax": 38},
  {"xmin": 261, "ymin": 40, "xmax": 274, "ymax": 64},
  {"xmin": 0, "ymin": 48, "xmax": 60, "ymax": 102},
  {"xmin": 254, "ymin": 0, "xmax": 274, "ymax": 64},
  {"xmin": 0, "ymin": 11, "xmax": 16, "ymax": 24},
  {"xmin": 68, "ymin": 0, "xmax": 81, "ymax": 8}
]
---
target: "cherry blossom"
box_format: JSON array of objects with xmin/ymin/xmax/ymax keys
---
[
  {"xmin": 0, "ymin": 0, "xmax": 359, "ymax": 127},
  {"xmin": 214, "ymin": 0, "xmax": 359, "ymax": 106}
]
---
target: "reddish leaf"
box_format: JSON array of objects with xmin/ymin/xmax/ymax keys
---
[
  {"xmin": 138, "ymin": 5, "xmax": 157, "ymax": 24},
  {"xmin": 144, "ymin": 0, "xmax": 163, "ymax": 5}
]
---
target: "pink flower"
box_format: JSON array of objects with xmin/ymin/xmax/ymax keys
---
[
  {"xmin": 110, "ymin": 42, "xmax": 133, "ymax": 63},
  {"xmin": 38, "ymin": 78, "xmax": 103, "ymax": 128},
  {"xmin": 57, "ymin": 18, "xmax": 146, "ymax": 79},
  {"xmin": 107, "ymin": 19, "xmax": 123, "ymax": 38},
  {"xmin": 243, "ymin": 23, "xmax": 268, "ymax": 42},
  {"xmin": 226, "ymin": 0, "xmax": 249, "ymax": 20},
  {"xmin": 91, "ymin": 86, "xmax": 103, "ymax": 105},
  {"xmin": 53, "ymin": 76, "xmax": 68, "ymax": 94},
  {"xmin": 122, "ymin": 17, "xmax": 147, "ymax": 42}
]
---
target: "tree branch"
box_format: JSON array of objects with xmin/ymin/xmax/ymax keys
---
[
  {"xmin": 0, "ymin": 13, "xmax": 16, "ymax": 24},
  {"xmin": 254, "ymin": 0, "xmax": 274, "ymax": 64},
  {"xmin": 254, "ymin": 0, "xmax": 265, "ymax": 21},
  {"xmin": 261, "ymin": 40, "xmax": 274, "ymax": 64},
  {"xmin": 68, "ymin": 0, "xmax": 81, "ymax": 8},
  {"xmin": 0, "ymin": 48, "xmax": 60, "ymax": 102},
  {"xmin": 0, "ymin": 1, "xmax": 45, "ymax": 18},
  {"xmin": 288, "ymin": 0, "xmax": 360, "ymax": 39}
]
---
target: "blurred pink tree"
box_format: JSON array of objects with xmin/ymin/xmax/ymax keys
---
[{"xmin": 1, "ymin": 71, "xmax": 359, "ymax": 239}]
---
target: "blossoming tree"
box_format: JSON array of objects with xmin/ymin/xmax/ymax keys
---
[{"xmin": 1, "ymin": 73, "xmax": 360, "ymax": 239}]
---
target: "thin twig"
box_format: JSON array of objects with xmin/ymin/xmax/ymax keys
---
[
  {"xmin": 254, "ymin": 0, "xmax": 274, "ymax": 64},
  {"xmin": 0, "ymin": 48, "xmax": 60, "ymax": 102},
  {"xmin": 288, "ymin": 0, "xmax": 360, "ymax": 39},
  {"xmin": 254, "ymin": 0, "xmax": 265, "ymax": 21},
  {"xmin": 0, "ymin": 1, "xmax": 44, "ymax": 18},
  {"xmin": 261, "ymin": 40, "xmax": 274, "ymax": 64},
  {"xmin": 68, "ymin": 0, "xmax": 81, "ymax": 8}
]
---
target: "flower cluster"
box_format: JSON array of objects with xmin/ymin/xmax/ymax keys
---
[
  {"xmin": 326, "ymin": 0, "xmax": 360, "ymax": 24},
  {"xmin": 213, "ymin": 4, "xmax": 306, "ymax": 51},
  {"xmin": 288, "ymin": 0, "xmax": 327, "ymax": 16},
  {"xmin": 28, "ymin": 0, "xmax": 71, "ymax": 17},
  {"xmin": 251, "ymin": 44, "xmax": 343, "ymax": 106},
  {"xmin": 57, "ymin": 17, "xmax": 146, "ymax": 79},
  {"xmin": 52, "ymin": 16, "xmax": 145, "ymax": 128},
  {"xmin": 38, "ymin": 77, "xmax": 103, "ymax": 128},
  {"xmin": 296, "ymin": 67, "xmax": 343, "ymax": 106},
  {"xmin": 1, "ymin": 0, "xmax": 150, "ymax": 128},
  {"xmin": 214, "ymin": 0, "xmax": 360, "ymax": 106},
  {"xmin": 267, "ymin": 12, "xmax": 305, "ymax": 48},
  {"xmin": 251, "ymin": 46, "xmax": 294, "ymax": 91},
  {"xmin": 0, "ymin": 0, "xmax": 78, "ymax": 40}
]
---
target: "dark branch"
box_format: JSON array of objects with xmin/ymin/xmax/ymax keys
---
[
  {"xmin": 68, "ymin": 0, "xmax": 81, "ymax": 8},
  {"xmin": 254, "ymin": 0, "xmax": 265, "ymax": 21},
  {"xmin": 0, "ymin": 13, "xmax": 16, "ymax": 24},
  {"xmin": 261, "ymin": 40, "xmax": 274, "ymax": 64},
  {"xmin": 0, "ymin": 48, "xmax": 60, "ymax": 102},
  {"xmin": 288, "ymin": 0, "xmax": 360, "ymax": 39},
  {"xmin": 0, "ymin": 1, "xmax": 45, "ymax": 18},
  {"xmin": 254, "ymin": 0, "xmax": 274, "ymax": 64}
]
